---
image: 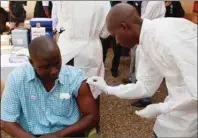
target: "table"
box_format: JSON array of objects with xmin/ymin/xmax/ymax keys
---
[
  {"xmin": 1, "ymin": 54, "xmax": 28, "ymax": 82},
  {"xmin": 1, "ymin": 1, "xmax": 9, "ymax": 12}
]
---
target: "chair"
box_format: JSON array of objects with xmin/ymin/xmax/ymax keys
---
[{"xmin": 1, "ymin": 80, "xmax": 5, "ymax": 99}]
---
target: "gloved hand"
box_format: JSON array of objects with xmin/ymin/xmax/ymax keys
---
[
  {"xmin": 135, "ymin": 103, "xmax": 163, "ymax": 118},
  {"xmin": 86, "ymin": 76, "xmax": 108, "ymax": 93}
]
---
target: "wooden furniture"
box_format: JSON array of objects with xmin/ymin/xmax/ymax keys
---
[
  {"xmin": 181, "ymin": 1, "xmax": 198, "ymax": 24},
  {"xmin": 184, "ymin": 13, "xmax": 198, "ymax": 24},
  {"xmin": 1, "ymin": 80, "xmax": 5, "ymax": 99}
]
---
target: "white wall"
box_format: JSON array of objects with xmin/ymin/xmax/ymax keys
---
[{"xmin": 24, "ymin": 1, "xmax": 36, "ymax": 20}]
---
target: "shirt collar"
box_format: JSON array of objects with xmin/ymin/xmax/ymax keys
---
[
  {"xmin": 58, "ymin": 66, "xmax": 67, "ymax": 85},
  {"xmin": 27, "ymin": 65, "xmax": 67, "ymax": 85},
  {"xmin": 27, "ymin": 64, "xmax": 37, "ymax": 82}
]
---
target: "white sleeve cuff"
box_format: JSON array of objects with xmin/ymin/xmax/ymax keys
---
[
  {"xmin": 159, "ymin": 102, "xmax": 172, "ymax": 114},
  {"xmin": 106, "ymin": 86, "xmax": 121, "ymax": 95}
]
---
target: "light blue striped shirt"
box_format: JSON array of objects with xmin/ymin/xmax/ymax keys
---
[{"xmin": 1, "ymin": 63, "xmax": 87, "ymax": 135}]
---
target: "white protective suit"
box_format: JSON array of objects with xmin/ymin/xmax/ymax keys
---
[
  {"xmin": 51, "ymin": 1, "xmax": 60, "ymax": 32},
  {"xmin": 87, "ymin": 18, "xmax": 197, "ymax": 137},
  {"xmin": 130, "ymin": 1, "xmax": 166, "ymax": 81},
  {"xmin": 52, "ymin": 1, "xmax": 110, "ymax": 98}
]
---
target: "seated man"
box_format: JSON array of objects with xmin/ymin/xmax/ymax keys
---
[{"xmin": 1, "ymin": 36, "xmax": 99, "ymax": 137}]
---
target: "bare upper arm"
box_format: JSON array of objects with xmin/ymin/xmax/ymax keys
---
[{"xmin": 77, "ymin": 81, "xmax": 98, "ymax": 116}]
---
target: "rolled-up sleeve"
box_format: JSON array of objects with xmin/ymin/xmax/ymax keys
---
[
  {"xmin": 70, "ymin": 68, "xmax": 87, "ymax": 98},
  {"xmin": 1, "ymin": 73, "xmax": 21, "ymax": 122}
]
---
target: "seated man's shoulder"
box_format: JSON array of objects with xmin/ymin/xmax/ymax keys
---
[
  {"xmin": 9, "ymin": 63, "xmax": 33, "ymax": 82},
  {"xmin": 62, "ymin": 65, "xmax": 85, "ymax": 78},
  {"xmin": 61, "ymin": 65, "xmax": 87, "ymax": 94}
]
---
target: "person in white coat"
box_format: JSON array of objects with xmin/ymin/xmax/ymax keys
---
[
  {"xmin": 52, "ymin": 1, "xmax": 111, "ymax": 99},
  {"xmin": 129, "ymin": 1, "xmax": 166, "ymax": 107},
  {"xmin": 51, "ymin": 1, "xmax": 64, "ymax": 36},
  {"xmin": 141, "ymin": 1, "xmax": 166, "ymax": 19},
  {"xmin": 87, "ymin": 4, "xmax": 197, "ymax": 137}
]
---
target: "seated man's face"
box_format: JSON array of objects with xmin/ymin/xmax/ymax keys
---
[{"xmin": 32, "ymin": 50, "xmax": 62, "ymax": 81}]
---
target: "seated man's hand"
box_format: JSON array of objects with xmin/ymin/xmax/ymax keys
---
[
  {"xmin": 86, "ymin": 76, "xmax": 108, "ymax": 93},
  {"xmin": 135, "ymin": 103, "xmax": 162, "ymax": 118}
]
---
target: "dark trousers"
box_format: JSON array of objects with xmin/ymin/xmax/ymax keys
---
[
  {"xmin": 101, "ymin": 36, "xmax": 111, "ymax": 62},
  {"xmin": 34, "ymin": 1, "xmax": 52, "ymax": 18},
  {"xmin": 153, "ymin": 132, "xmax": 158, "ymax": 138},
  {"xmin": 111, "ymin": 37, "xmax": 122, "ymax": 73},
  {"xmin": 66, "ymin": 58, "xmax": 74, "ymax": 66},
  {"xmin": 101, "ymin": 36, "xmax": 122, "ymax": 73},
  {"xmin": 34, "ymin": 1, "xmax": 47, "ymax": 18},
  {"xmin": 122, "ymin": 47, "xmax": 130, "ymax": 57}
]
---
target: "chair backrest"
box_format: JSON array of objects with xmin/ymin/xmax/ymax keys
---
[{"xmin": 1, "ymin": 80, "xmax": 5, "ymax": 99}]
